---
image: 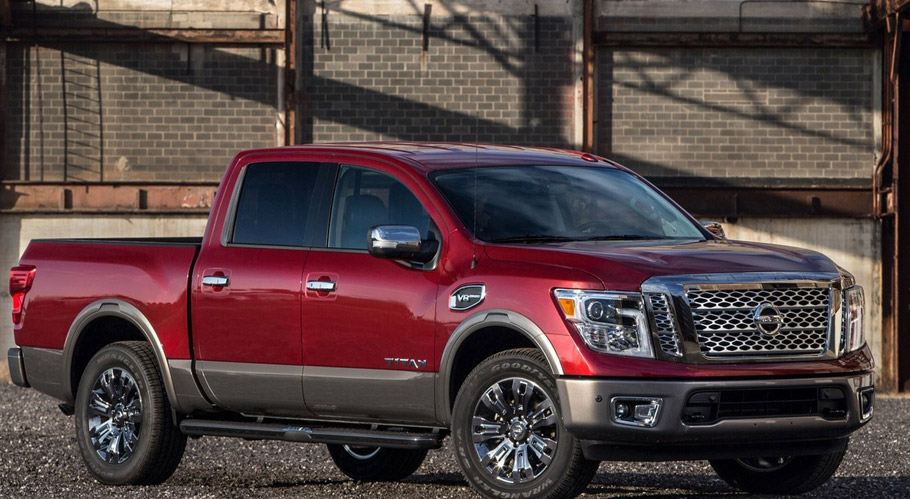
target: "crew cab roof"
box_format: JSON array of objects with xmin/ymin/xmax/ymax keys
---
[{"xmin": 234, "ymin": 142, "xmax": 619, "ymax": 172}]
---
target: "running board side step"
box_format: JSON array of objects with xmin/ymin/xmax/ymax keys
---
[{"xmin": 179, "ymin": 420, "xmax": 445, "ymax": 449}]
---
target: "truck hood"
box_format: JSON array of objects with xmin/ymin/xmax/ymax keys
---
[{"xmin": 483, "ymin": 239, "xmax": 838, "ymax": 290}]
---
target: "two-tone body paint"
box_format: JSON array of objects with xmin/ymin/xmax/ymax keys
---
[{"xmin": 10, "ymin": 143, "xmax": 875, "ymax": 424}]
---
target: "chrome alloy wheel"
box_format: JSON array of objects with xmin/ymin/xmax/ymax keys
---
[
  {"xmin": 86, "ymin": 367, "xmax": 143, "ymax": 465},
  {"xmin": 736, "ymin": 456, "xmax": 794, "ymax": 472},
  {"xmin": 471, "ymin": 377, "xmax": 559, "ymax": 484}
]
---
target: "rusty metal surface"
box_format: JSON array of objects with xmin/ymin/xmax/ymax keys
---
[
  {"xmin": 0, "ymin": 182, "xmax": 216, "ymax": 213},
  {"xmin": 583, "ymin": 0, "xmax": 594, "ymax": 152},
  {"xmin": 657, "ymin": 186, "xmax": 873, "ymax": 219},
  {"xmin": 285, "ymin": 0, "xmax": 297, "ymax": 145},
  {"xmin": 2, "ymin": 28, "xmax": 284, "ymax": 45},
  {"xmin": 895, "ymin": 28, "xmax": 910, "ymax": 392},
  {"xmin": 874, "ymin": 16, "xmax": 897, "ymax": 219},
  {"xmin": 871, "ymin": 8, "xmax": 910, "ymax": 393},
  {"xmin": 0, "ymin": 0, "xmax": 9, "ymax": 28},
  {"xmin": 593, "ymin": 31, "xmax": 873, "ymax": 48},
  {"xmin": 864, "ymin": 0, "xmax": 910, "ymax": 31}
]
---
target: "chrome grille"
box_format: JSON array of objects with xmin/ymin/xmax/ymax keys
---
[
  {"xmin": 646, "ymin": 293, "xmax": 682, "ymax": 356},
  {"xmin": 686, "ymin": 287, "xmax": 830, "ymax": 358}
]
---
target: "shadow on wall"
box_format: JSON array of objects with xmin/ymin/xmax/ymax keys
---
[
  {"xmin": 297, "ymin": 3, "xmax": 575, "ymax": 145},
  {"xmin": 5, "ymin": 2, "xmax": 576, "ymax": 184},
  {"xmin": 5, "ymin": 3, "xmax": 279, "ymax": 183},
  {"xmin": 596, "ymin": 48, "xmax": 874, "ymax": 180}
]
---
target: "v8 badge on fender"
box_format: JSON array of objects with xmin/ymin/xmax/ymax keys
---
[{"xmin": 449, "ymin": 284, "xmax": 486, "ymax": 311}]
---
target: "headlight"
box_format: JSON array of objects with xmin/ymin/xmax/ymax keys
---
[
  {"xmin": 554, "ymin": 289, "xmax": 653, "ymax": 358},
  {"xmin": 844, "ymin": 285, "xmax": 865, "ymax": 353}
]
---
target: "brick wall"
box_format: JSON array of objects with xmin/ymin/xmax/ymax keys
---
[
  {"xmin": 4, "ymin": 43, "xmax": 278, "ymax": 182},
  {"xmin": 596, "ymin": 48, "xmax": 875, "ymax": 181},
  {"xmin": 302, "ymin": 12, "xmax": 576, "ymax": 146}
]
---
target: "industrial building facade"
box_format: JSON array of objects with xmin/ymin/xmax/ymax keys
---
[{"xmin": 1, "ymin": 1, "xmax": 905, "ymax": 391}]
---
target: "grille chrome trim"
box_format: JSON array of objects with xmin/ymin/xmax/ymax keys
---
[
  {"xmin": 687, "ymin": 286, "xmax": 830, "ymax": 358},
  {"xmin": 641, "ymin": 272, "xmax": 845, "ymax": 364},
  {"xmin": 644, "ymin": 293, "xmax": 682, "ymax": 357}
]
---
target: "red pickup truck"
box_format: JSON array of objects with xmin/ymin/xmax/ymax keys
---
[{"xmin": 8, "ymin": 143, "xmax": 873, "ymax": 498}]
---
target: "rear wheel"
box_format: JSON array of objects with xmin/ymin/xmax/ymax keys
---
[
  {"xmin": 74, "ymin": 341, "xmax": 186, "ymax": 485},
  {"xmin": 709, "ymin": 439, "xmax": 848, "ymax": 494},
  {"xmin": 327, "ymin": 444, "xmax": 427, "ymax": 481},
  {"xmin": 452, "ymin": 348, "xmax": 598, "ymax": 499}
]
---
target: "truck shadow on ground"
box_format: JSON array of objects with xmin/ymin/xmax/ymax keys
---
[
  {"xmin": 185, "ymin": 459, "xmax": 910, "ymax": 496},
  {"xmin": 584, "ymin": 473, "xmax": 910, "ymax": 498}
]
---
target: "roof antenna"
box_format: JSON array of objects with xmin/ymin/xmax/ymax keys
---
[{"xmin": 471, "ymin": 141, "xmax": 478, "ymax": 269}]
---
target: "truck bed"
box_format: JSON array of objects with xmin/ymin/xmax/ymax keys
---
[{"xmin": 15, "ymin": 237, "xmax": 201, "ymax": 360}]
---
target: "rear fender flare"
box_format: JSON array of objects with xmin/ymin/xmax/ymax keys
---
[{"xmin": 62, "ymin": 299, "xmax": 181, "ymax": 412}]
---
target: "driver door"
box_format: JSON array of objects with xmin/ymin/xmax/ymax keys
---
[{"xmin": 301, "ymin": 164, "xmax": 441, "ymax": 423}]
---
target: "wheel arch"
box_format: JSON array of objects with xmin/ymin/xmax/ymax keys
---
[
  {"xmin": 436, "ymin": 309, "xmax": 564, "ymax": 425},
  {"xmin": 62, "ymin": 299, "xmax": 182, "ymax": 412}
]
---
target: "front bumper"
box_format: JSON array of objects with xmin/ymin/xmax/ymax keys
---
[
  {"xmin": 7, "ymin": 347, "xmax": 29, "ymax": 387},
  {"xmin": 557, "ymin": 372, "xmax": 874, "ymax": 461}
]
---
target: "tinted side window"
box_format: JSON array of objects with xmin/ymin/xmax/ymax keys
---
[
  {"xmin": 232, "ymin": 162, "xmax": 321, "ymax": 247},
  {"xmin": 328, "ymin": 166, "xmax": 431, "ymax": 249}
]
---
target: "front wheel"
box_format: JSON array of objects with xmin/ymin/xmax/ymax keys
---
[
  {"xmin": 74, "ymin": 341, "xmax": 187, "ymax": 485},
  {"xmin": 327, "ymin": 444, "xmax": 427, "ymax": 481},
  {"xmin": 452, "ymin": 348, "xmax": 598, "ymax": 499},
  {"xmin": 709, "ymin": 439, "xmax": 848, "ymax": 494}
]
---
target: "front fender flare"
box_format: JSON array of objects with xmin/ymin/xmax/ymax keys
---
[{"xmin": 435, "ymin": 309, "xmax": 564, "ymax": 425}]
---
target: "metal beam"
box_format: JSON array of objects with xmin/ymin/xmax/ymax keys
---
[
  {"xmin": 893, "ymin": 31, "xmax": 910, "ymax": 392},
  {"xmin": 285, "ymin": 0, "xmax": 297, "ymax": 145},
  {"xmin": 0, "ymin": 1, "xmax": 7, "ymax": 172},
  {"xmin": 0, "ymin": 182, "xmax": 217, "ymax": 213},
  {"xmin": 865, "ymin": 0, "xmax": 910, "ymax": 31},
  {"xmin": 582, "ymin": 0, "xmax": 594, "ymax": 153},
  {"xmin": 2, "ymin": 28, "xmax": 284, "ymax": 45},
  {"xmin": 594, "ymin": 31, "xmax": 873, "ymax": 48},
  {"xmin": 0, "ymin": 0, "xmax": 9, "ymax": 28},
  {"xmin": 655, "ymin": 186, "xmax": 873, "ymax": 219}
]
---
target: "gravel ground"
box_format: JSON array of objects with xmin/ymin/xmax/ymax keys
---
[{"xmin": 1, "ymin": 383, "xmax": 907, "ymax": 498}]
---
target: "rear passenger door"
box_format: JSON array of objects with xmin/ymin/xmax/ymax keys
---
[
  {"xmin": 301, "ymin": 164, "xmax": 441, "ymax": 423},
  {"xmin": 192, "ymin": 161, "xmax": 335, "ymax": 417}
]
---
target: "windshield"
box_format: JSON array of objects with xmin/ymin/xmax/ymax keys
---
[{"xmin": 432, "ymin": 166, "xmax": 705, "ymax": 243}]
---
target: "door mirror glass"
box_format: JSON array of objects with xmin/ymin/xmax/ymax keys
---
[
  {"xmin": 701, "ymin": 221, "xmax": 726, "ymax": 238},
  {"xmin": 368, "ymin": 225, "xmax": 438, "ymax": 262}
]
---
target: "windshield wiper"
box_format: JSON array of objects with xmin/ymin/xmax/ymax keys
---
[
  {"xmin": 490, "ymin": 234, "xmax": 577, "ymax": 244},
  {"xmin": 576, "ymin": 235, "xmax": 663, "ymax": 241}
]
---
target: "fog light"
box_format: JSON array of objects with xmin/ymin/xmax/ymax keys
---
[
  {"xmin": 615, "ymin": 403, "xmax": 630, "ymax": 419},
  {"xmin": 858, "ymin": 387, "xmax": 874, "ymax": 421},
  {"xmin": 611, "ymin": 397, "xmax": 662, "ymax": 427}
]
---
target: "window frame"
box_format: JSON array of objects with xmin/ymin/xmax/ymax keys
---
[
  {"xmin": 220, "ymin": 161, "xmax": 338, "ymax": 249},
  {"xmin": 320, "ymin": 164, "xmax": 444, "ymax": 268}
]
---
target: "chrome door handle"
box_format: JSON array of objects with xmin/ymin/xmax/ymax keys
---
[
  {"xmin": 306, "ymin": 280, "xmax": 336, "ymax": 292},
  {"xmin": 202, "ymin": 276, "xmax": 230, "ymax": 287}
]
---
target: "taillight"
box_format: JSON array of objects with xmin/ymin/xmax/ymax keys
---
[{"xmin": 10, "ymin": 265, "xmax": 36, "ymax": 325}]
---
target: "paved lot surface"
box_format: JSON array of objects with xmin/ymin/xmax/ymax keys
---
[{"xmin": 1, "ymin": 383, "xmax": 907, "ymax": 498}]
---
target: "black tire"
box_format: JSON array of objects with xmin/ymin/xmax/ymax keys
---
[
  {"xmin": 327, "ymin": 444, "xmax": 427, "ymax": 481},
  {"xmin": 452, "ymin": 348, "xmax": 598, "ymax": 499},
  {"xmin": 74, "ymin": 341, "xmax": 187, "ymax": 485},
  {"xmin": 709, "ymin": 439, "xmax": 848, "ymax": 495}
]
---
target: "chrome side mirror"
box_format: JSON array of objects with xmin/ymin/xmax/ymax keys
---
[
  {"xmin": 701, "ymin": 221, "xmax": 726, "ymax": 239},
  {"xmin": 368, "ymin": 225, "xmax": 438, "ymax": 263}
]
